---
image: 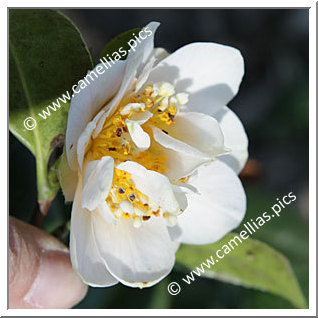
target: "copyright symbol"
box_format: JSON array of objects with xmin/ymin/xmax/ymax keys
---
[
  {"xmin": 167, "ymin": 282, "xmax": 181, "ymax": 296},
  {"xmin": 24, "ymin": 117, "xmax": 37, "ymax": 131}
]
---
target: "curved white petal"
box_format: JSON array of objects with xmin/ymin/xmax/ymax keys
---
[
  {"xmin": 95, "ymin": 22, "xmax": 160, "ymax": 129},
  {"xmin": 92, "ymin": 215, "xmax": 175, "ymax": 288},
  {"xmin": 125, "ymin": 111, "xmax": 153, "ymax": 151},
  {"xmin": 77, "ymin": 109, "xmax": 105, "ymax": 172},
  {"xmin": 172, "ymin": 184, "xmax": 189, "ymax": 212},
  {"xmin": 129, "ymin": 110, "xmax": 153, "ymax": 124},
  {"xmin": 151, "ymin": 126, "xmax": 209, "ymax": 159},
  {"xmin": 151, "ymin": 126, "xmax": 211, "ymax": 179},
  {"xmin": 164, "ymin": 111, "xmax": 226, "ymax": 157},
  {"xmin": 116, "ymin": 161, "xmax": 180, "ymax": 214},
  {"xmin": 214, "ymin": 106, "xmax": 249, "ymax": 174},
  {"xmin": 131, "ymin": 22, "xmax": 160, "ymax": 74},
  {"xmin": 147, "ymin": 42, "xmax": 244, "ymax": 115},
  {"xmin": 66, "ymin": 60, "xmax": 126, "ymax": 170},
  {"xmin": 81, "ymin": 156, "xmax": 114, "ymax": 211},
  {"xmin": 135, "ymin": 56, "xmax": 156, "ymax": 92},
  {"xmin": 120, "ymin": 103, "xmax": 145, "ymax": 115},
  {"xmin": 70, "ymin": 182, "xmax": 118, "ymax": 287},
  {"xmin": 92, "ymin": 110, "xmax": 109, "ymax": 139},
  {"xmin": 96, "ymin": 201, "xmax": 116, "ymax": 225},
  {"xmin": 58, "ymin": 150, "xmax": 78, "ymax": 202},
  {"xmin": 177, "ymin": 160, "xmax": 246, "ymax": 245},
  {"xmin": 126, "ymin": 120, "xmax": 151, "ymax": 150},
  {"xmin": 153, "ymin": 47, "xmax": 169, "ymax": 66}
]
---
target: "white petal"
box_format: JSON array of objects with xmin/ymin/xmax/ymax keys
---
[
  {"xmin": 153, "ymin": 47, "xmax": 169, "ymax": 66},
  {"xmin": 66, "ymin": 60, "xmax": 126, "ymax": 170},
  {"xmin": 77, "ymin": 109, "xmax": 105, "ymax": 172},
  {"xmin": 70, "ymin": 182, "xmax": 118, "ymax": 287},
  {"xmin": 125, "ymin": 110, "xmax": 153, "ymax": 150},
  {"xmin": 168, "ymin": 224, "xmax": 183, "ymax": 243},
  {"xmin": 147, "ymin": 42, "xmax": 244, "ymax": 115},
  {"xmin": 163, "ymin": 112, "xmax": 226, "ymax": 157},
  {"xmin": 135, "ymin": 56, "xmax": 156, "ymax": 92},
  {"xmin": 82, "ymin": 44, "xmax": 144, "ymax": 144},
  {"xmin": 58, "ymin": 150, "xmax": 78, "ymax": 202},
  {"xmin": 119, "ymin": 200, "xmax": 134, "ymax": 215},
  {"xmin": 214, "ymin": 106, "xmax": 249, "ymax": 174},
  {"xmin": 131, "ymin": 22, "xmax": 160, "ymax": 74},
  {"xmin": 116, "ymin": 161, "xmax": 180, "ymax": 214},
  {"xmin": 120, "ymin": 103, "xmax": 145, "ymax": 116},
  {"xmin": 92, "ymin": 110, "xmax": 109, "ymax": 139},
  {"xmin": 101, "ymin": 22, "xmax": 160, "ymax": 121},
  {"xmin": 172, "ymin": 184, "xmax": 189, "ymax": 212},
  {"xmin": 81, "ymin": 156, "xmax": 114, "ymax": 211},
  {"xmin": 96, "ymin": 201, "xmax": 116, "ymax": 225},
  {"xmin": 151, "ymin": 126, "xmax": 211, "ymax": 179},
  {"xmin": 92, "ymin": 215, "xmax": 175, "ymax": 288},
  {"xmin": 129, "ymin": 110, "xmax": 153, "ymax": 124},
  {"xmin": 102, "ymin": 52, "xmax": 142, "ymax": 119},
  {"xmin": 177, "ymin": 160, "xmax": 246, "ymax": 245},
  {"xmin": 126, "ymin": 120, "xmax": 151, "ymax": 151}
]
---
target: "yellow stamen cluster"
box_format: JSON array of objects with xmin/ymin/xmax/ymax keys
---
[
  {"xmin": 84, "ymin": 82, "xmax": 188, "ymax": 224},
  {"xmin": 107, "ymin": 169, "xmax": 166, "ymax": 227}
]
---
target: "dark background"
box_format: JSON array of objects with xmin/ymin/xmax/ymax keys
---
[{"xmin": 9, "ymin": 9, "xmax": 309, "ymax": 309}]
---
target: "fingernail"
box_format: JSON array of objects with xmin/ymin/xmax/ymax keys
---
[{"xmin": 24, "ymin": 251, "xmax": 87, "ymax": 308}]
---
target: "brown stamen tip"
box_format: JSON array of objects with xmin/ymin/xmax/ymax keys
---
[
  {"xmin": 168, "ymin": 113, "xmax": 175, "ymax": 120},
  {"xmin": 108, "ymin": 147, "xmax": 116, "ymax": 151},
  {"xmin": 118, "ymin": 188, "xmax": 125, "ymax": 194},
  {"xmin": 116, "ymin": 128, "xmax": 122, "ymax": 137},
  {"xmin": 142, "ymin": 216, "xmax": 151, "ymax": 221},
  {"xmin": 162, "ymin": 129, "xmax": 169, "ymax": 134},
  {"xmin": 123, "ymin": 126, "xmax": 128, "ymax": 132},
  {"xmin": 129, "ymin": 194, "xmax": 136, "ymax": 201}
]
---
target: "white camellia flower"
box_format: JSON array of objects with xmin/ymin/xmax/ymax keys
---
[{"xmin": 59, "ymin": 21, "xmax": 248, "ymax": 288}]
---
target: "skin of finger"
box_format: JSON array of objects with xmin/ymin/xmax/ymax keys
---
[{"xmin": 9, "ymin": 216, "xmax": 87, "ymax": 308}]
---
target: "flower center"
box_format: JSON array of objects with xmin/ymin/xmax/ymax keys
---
[
  {"xmin": 85, "ymin": 82, "xmax": 187, "ymax": 172},
  {"xmin": 85, "ymin": 82, "xmax": 188, "ymax": 226}
]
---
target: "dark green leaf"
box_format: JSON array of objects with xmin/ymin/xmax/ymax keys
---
[
  {"xmin": 176, "ymin": 233, "xmax": 307, "ymax": 309},
  {"xmin": 9, "ymin": 9, "xmax": 93, "ymax": 212}
]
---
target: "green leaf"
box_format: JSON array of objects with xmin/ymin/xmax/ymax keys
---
[
  {"xmin": 176, "ymin": 233, "xmax": 307, "ymax": 309},
  {"xmin": 100, "ymin": 28, "xmax": 141, "ymax": 61},
  {"xmin": 9, "ymin": 9, "xmax": 93, "ymax": 213}
]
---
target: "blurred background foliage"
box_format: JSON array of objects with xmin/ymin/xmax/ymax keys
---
[{"xmin": 9, "ymin": 9, "xmax": 309, "ymax": 309}]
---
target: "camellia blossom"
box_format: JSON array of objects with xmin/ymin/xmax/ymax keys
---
[{"xmin": 59, "ymin": 21, "xmax": 248, "ymax": 288}]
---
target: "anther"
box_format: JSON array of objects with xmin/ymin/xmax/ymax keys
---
[
  {"xmin": 116, "ymin": 128, "xmax": 122, "ymax": 137},
  {"xmin": 168, "ymin": 113, "xmax": 174, "ymax": 120}
]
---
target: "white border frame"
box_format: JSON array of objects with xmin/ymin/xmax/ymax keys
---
[{"xmin": 3, "ymin": 1, "xmax": 316, "ymax": 316}]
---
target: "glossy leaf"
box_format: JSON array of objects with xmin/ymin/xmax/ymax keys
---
[
  {"xmin": 176, "ymin": 233, "xmax": 307, "ymax": 308},
  {"xmin": 9, "ymin": 9, "xmax": 93, "ymax": 213}
]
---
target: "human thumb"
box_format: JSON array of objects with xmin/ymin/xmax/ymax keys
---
[{"xmin": 9, "ymin": 216, "xmax": 87, "ymax": 308}]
